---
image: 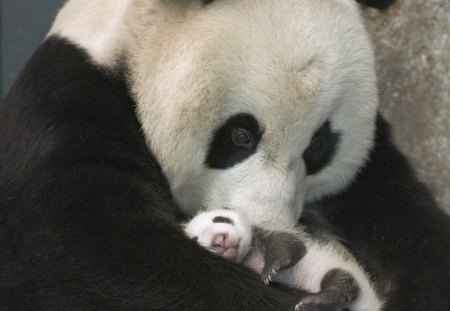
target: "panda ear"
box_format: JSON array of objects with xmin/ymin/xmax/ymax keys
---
[{"xmin": 355, "ymin": 0, "xmax": 396, "ymax": 10}]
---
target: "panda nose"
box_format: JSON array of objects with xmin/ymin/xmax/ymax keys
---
[{"xmin": 212, "ymin": 234, "xmax": 228, "ymax": 249}]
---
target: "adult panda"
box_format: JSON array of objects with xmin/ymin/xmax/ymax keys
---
[{"xmin": 0, "ymin": 0, "xmax": 448, "ymax": 310}]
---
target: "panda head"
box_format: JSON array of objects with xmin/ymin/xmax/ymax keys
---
[{"xmin": 51, "ymin": 0, "xmax": 379, "ymax": 230}]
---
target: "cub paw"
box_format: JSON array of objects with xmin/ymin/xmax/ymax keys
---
[
  {"xmin": 295, "ymin": 269, "xmax": 362, "ymax": 311},
  {"xmin": 253, "ymin": 229, "xmax": 306, "ymax": 285},
  {"xmin": 295, "ymin": 294, "xmax": 349, "ymax": 311},
  {"xmin": 295, "ymin": 296, "xmax": 333, "ymax": 311},
  {"xmin": 184, "ymin": 209, "xmax": 252, "ymax": 262},
  {"xmin": 262, "ymin": 268, "xmax": 278, "ymax": 286}
]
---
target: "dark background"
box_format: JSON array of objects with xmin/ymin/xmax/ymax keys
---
[{"xmin": 1, "ymin": 0, "xmax": 65, "ymax": 99}]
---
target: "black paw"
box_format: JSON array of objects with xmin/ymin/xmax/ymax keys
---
[
  {"xmin": 253, "ymin": 228, "xmax": 306, "ymax": 285},
  {"xmin": 295, "ymin": 294, "xmax": 345, "ymax": 311},
  {"xmin": 296, "ymin": 269, "xmax": 360, "ymax": 311}
]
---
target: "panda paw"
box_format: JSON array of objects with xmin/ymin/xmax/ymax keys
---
[
  {"xmin": 183, "ymin": 209, "xmax": 253, "ymax": 263},
  {"xmin": 295, "ymin": 294, "xmax": 345, "ymax": 311},
  {"xmin": 262, "ymin": 268, "xmax": 278, "ymax": 286},
  {"xmin": 295, "ymin": 268, "xmax": 363, "ymax": 311}
]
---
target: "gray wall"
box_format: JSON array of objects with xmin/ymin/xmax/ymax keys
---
[
  {"xmin": 367, "ymin": 0, "xmax": 450, "ymax": 212},
  {"xmin": 1, "ymin": 0, "xmax": 65, "ymax": 98}
]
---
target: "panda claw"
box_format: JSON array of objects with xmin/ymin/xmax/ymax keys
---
[{"xmin": 294, "ymin": 301, "xmax": 304, "ymax": 311}]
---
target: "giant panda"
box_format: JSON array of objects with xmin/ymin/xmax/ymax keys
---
[{"xmin": 0, "ymin": 0, "xmax": 449, "ymax": 310}]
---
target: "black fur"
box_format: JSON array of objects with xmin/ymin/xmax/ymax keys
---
[
  {"xmin": 2, "ymin": 21, "xmax": 448, "ymax": 311},
  {"xmin": 203, "ymin": 0, "xmax": 395, "ymax": 10},
  {"xmin": 213, "ymin": 216, "xmax": 234, "ymax": 224},
  {"xmin": 205, "ymin": 113, "xmax": 262, "ymax": 169},
  {"xmin": 202, "ymin": 1, "xmax": 396, "ymax": 11},
  {"xmin": 0, "ymin": 36, "xmax": 305, "ymax": 311},
  {"xmin": 356, "ymin": 0, "xmax": 396, "ymax": 10},
  {"xmin": 253, "ymin": 229, "xmax": 307, "ymax": 278},
  {"xmin": 303, "ymin": 121, "xmax": 340, "ymax": 176},
  {"xmin": 320, "ymin": 269, "xmax": 360, "ymax": 304},
  {"xmin": 298, "ymin": 269, "xmax": 360, "ymax": 311},
  {"xmin": 302, "ymin": 116, "xmax": 450, "ymax": 310},
  {"xmin": 252, "ymin": 230, "xmax": 361, "ymax": 311}
]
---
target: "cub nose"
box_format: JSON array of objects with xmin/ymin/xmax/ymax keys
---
[
  {"xmin": 211, "ymin": 233, "xmax": 239, "ymax": 259},
  {"xmin": 212, "ymin": 233, "xmax": 228, "ymax": 249}
]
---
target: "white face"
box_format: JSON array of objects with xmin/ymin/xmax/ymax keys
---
[{"xmin": 51, "ymin": 0, "xmax": 378, "ymax": 230}]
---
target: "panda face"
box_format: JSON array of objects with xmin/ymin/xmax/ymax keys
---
[{"xmin": 50, "ymin": 0, "xmax": 378, "ymax": 229}]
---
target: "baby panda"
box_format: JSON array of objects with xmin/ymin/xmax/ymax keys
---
[{"xmin": 184, "ymin": 209, "xmax": 382, "ymax": 311}]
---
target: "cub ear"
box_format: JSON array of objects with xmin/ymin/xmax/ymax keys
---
[{"xmin": 356, "ymin": 0, "xmax": 396, "ymax": 10}]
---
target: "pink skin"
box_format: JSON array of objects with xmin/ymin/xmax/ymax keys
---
[{"xmin": 210, "ymin": 233, "xmax": 239, "ymax": 260}]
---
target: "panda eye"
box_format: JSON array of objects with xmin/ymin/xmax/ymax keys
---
[
  {"xmin": 231, "ymin": 128, "xmax": 253, "ymax": 147},
  {"xmin": 303, "ymin": 121, "xmax": 340, "ymax": 175},
  {"xmin": 305, "ymin": 136, "xmax": 324, "ymax": 153},
  {"xmin": 206, "ymin": 114, "xmax": 262, "ymax": 169}
]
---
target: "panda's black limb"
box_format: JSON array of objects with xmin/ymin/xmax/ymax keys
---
[
  {"xmin": 0, "ymin": 36, "xmax": 305, "ymax": 311},
  {"xmin": 296, "ymin": 269, "xmax": 360, "ymax": 311},
  {"xmin": 253, "ymin": 231, "xmax": 361, "ymax": 311},
  {"xmin": 302, "ymin": 116, "xmax": 450, "ymax": 310}
]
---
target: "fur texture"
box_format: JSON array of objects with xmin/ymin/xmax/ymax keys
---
[
  {"xmin": 1, "ymin": 0, "xmax": 448, "ymax": 310},
  {"xmin": 48, "ymin": 0, "xmax": 379, "ymax": 229},
  {"xmin": 301, "ymin": 117, "xmax": 450, "ymax": 310},
  {"xmin": 0, "ymin": 37, "xmax": 304, "ymax": 310},
  {"xmin": 185, "ymin": 209, "xmax": 382, "ymax": 310},
  {"xmin": 122, "ymin": 0, "xmax": 378, "ymax": 229}
]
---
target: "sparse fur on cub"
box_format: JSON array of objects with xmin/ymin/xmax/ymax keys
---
[
  {"xmin": 184, "ymin": 209, "xmax": 382, "ymax": 311},
  {"xmin": 2, "ymin": 0, "xmax": 449, "ymax": 310}
]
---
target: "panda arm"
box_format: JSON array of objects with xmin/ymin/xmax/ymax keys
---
[
  {"xmin": 304, "ymin": 116, "xmax": 450, "ymax": 310},
  {"xmin": 0, "ymin": 36, "xmax": 304, "ymax": 311}
]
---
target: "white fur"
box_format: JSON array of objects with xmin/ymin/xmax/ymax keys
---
[
  {"xmin": 184, "ymin": 209, "xmax": 252, "ymax": 262},
  {"xmin": 49, "ymin": 0, "xmax": 378, "ymax": 230},
  {"xmin": 280, "ymin": 240, "xmax": 383, "ymax": 311},
  {"xmin": 128, "ymin": 0, "xmax": 378, "ymax": 230},
  {"xmin": 187, "ymin": 209, "xmax": 383, "ymax": 311},
  {"xmin": 49, "ymin": 0, "xmax": 133, "ymax": 67},
  {"xmin": 50, "ymin": 2, "xmax": 382, "ymax": 307}
]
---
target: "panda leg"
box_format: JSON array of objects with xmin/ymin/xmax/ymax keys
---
[
  {"xmin": 295, "ymin": 269, "xmax": 360, "ymax": 311},
  {"xmin": 252, "ymin": 229, "xmax": 307, "ymax": 285}
]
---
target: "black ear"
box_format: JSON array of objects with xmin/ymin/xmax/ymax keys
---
[{"xmin": 356, "ymin": 0, "xmax": 395, "ymax": 10}]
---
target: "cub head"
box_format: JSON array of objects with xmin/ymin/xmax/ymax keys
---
[{"xmin": 51, "ymin": 0, "xmax": 379, "ymax": 230}]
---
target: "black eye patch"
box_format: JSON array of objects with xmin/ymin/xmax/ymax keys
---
[
  {"xmin": 205, "ymin": 114, "xmax": 262, "ymax": 169},
  {"xmin": 212, "ymin": 216, "xmax": 234, "ymax": 225},
  {"xmin": 303, "ymin": 121, "xmax": 340, "ymax": 175},
  {"xmin": 356, "ymin": 0, "xmax": 395, "ymax": 10}
]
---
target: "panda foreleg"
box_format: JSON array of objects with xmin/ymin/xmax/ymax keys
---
[
  {"xmin": 251, "ymin": 229, "xmax": 381, "ymax": 311},
  {"xmin": 295, "ymin": 269, "xmax": 360, "ymax": 311},
  {"xmin": 251, "ymin": 228, "xmax": 307, "ymax": 285},
  {"xmin": 185, "ymin": 209, "xmax": 383, "ymax": 311},
  {"xmin": 282, "ymin": 237, "xmax": 383, "ymax": 311}
]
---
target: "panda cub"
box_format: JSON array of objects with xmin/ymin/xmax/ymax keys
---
[{"xmin": 184, "ymin": 209, "xmax": 382, "ymax": 311}]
